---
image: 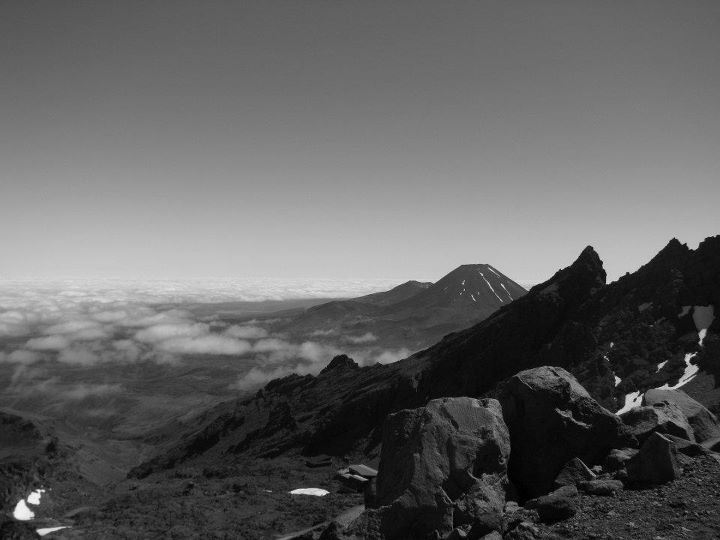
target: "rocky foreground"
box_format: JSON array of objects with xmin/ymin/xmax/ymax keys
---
[{"xmin": 312, "ymin": 366, "xmax": 720, "ymax": 540}]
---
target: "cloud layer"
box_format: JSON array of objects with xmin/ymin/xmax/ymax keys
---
[{"xmin": 0, "ymin": 280, "xmax": 414, "ymax": 394}]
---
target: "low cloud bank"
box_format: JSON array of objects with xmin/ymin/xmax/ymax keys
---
[
  {"xmin": 0, "ymin": 281, "xmax": 417, "ymax": 395},
  {"xmin": 230, "ymin": 346, "xmax": 413, "ymax": 392}
]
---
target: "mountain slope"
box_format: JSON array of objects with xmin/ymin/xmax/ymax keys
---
[
  {"xmin": 278, "ymin": 264, "xmax": 527, "ymax": 350},
  {"xmin": 353, "ymin": 280, "xmax": 432, "ymax": 307}
]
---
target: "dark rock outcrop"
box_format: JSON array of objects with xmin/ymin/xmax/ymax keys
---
[
  {"xmin": 627, "ymin": 432, "xmax": 681, "ymax": 484},
  {"xmin": 0, "ymin": 411, "xmax": 53, "ymax": 514},
  {"xmin": 499, "ymin": 366, "xmax": 633, "ymax": 499},
  {"xmin": 320, "ymin": 355, "xmax": 359, "ymax": 375},
  {"xmin": 365, "ymin": 397, "xmax": 510, "ymax": 539},
  {"xmin": 620, "ymin": 402, "xmax": 694, "ymax": 443},
  {"xmin": 642, "ymin": 389, "xmax": 720, "ymax": 443}
]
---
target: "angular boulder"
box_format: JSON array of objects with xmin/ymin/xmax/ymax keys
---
[
  {"xmin": 642, "ymin": 389, "xmax": 720, "ymax": 443},
  {"xmin": 367, "ymin": 397, "xmax": 511, "ymax": 539},
  {"xmin": 499, "ymin": 366, "xmax": 633, "ymax": 499},
  {"xmin": 702, "ymin": 437, "xmax": 720, "ymax": 453},
  {"xmin": 525, "ymin": 485, "xmax": 578, "ymax": 523},
  {"xmin": 603, "ymin": 448, "xmax": 638, "ymax": 472},
  {"xmin": 553, "ymin": 457, "xmax": 596, "ymax": 489},
  {"xmin": 620, "ymin": 402, "xmax": 694, "ymax": 443},
  {"xmin": 626, "ymin": 432, "xmax": 681, "ymax": 484},
  {"xmin": 663, "ymin": 434, "xmax": 709, "ymax": 457}
]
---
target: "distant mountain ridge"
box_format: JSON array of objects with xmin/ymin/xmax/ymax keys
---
[{"xmin": 278, "ymin": 263, "xmax": 527, "ymax": 350}]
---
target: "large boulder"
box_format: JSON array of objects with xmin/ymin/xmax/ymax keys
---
[
  {"xmin": 366, "ymin": 397, "xmax": 511, "ymax": 539},
  {"xmin": 626, "ymin": 432, "xmax": 681, "ymax": 484},
  {"xmin": 498, "ymin": 366, "xmax": 633, "ymax": 499},
  {"xmin": 525, "ymin": 485, "xmax": 578, "ymax": 523},
  {"xmin": 620, "ymin": 402, "xmax": 694, "ymax": 443},
  {"xmin": 642, "ymin": 389, "xmax": 720, "ymax": 443}
]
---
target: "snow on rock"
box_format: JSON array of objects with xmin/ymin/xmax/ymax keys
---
[
  {"xmin": 678, "ymin": 306, "xmax": 691, "ymax": 318},
  {"xmin": 27, "ymin": 489, "xmax": 45, "ymax": 506},
  {"xmin": 487, "ymin": 266, "xmax": 502, "ymax": 279},
  {"xmin": 500, "ymin": 283, "xmax": 513, "ymax": 301},
  {"xmin": 693, "ymin": 305, "xmax": 715, "ymax": 347},
  {"xmin": 616, "ymin": 391, "xmax": 643, "ymax": 415},
  {"xmin": 289, "ymin": 488, "xmax": 329, "ymax": 496},
  {"xmin": 13, "ymin": 499, "xmax": 35, "ymax": 521},
  {"xmin": 656, "ymin": 360, "xmax": 668, "ymax": 373},
  {"xmin": 37, "ymin": 527, "xmax": 70, "ymax": 537},
  {"xmin": 656, "ymin": 353, "xmax": 699, "ymax": 390},
  {"xmin": 478, "ymin": 271, "xmax": 504, "ymax": 303},
  {"xmin": 614, "ymin": 375, "xmax": 621, "ymax": 387}
]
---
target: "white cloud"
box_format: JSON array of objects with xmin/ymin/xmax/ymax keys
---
[
  {"xmin": 230, "ymin": 363, "xmax": 321, "ymax": 392},
  {"xmin": 26, "ymin": 335, "xmax": 70, "ymax": 351},
  {"xmin": 43, "ymin": 320, "xmax": 101, "ymax": 335},
  {"xmin": 157, "ymin": 335, "xmax": 253, "ymax": 355},
  {"xmin": 374, "ymin": 348, "xmax": 411, "ymax": 364},
  {"xmin": 57, "ymin": 346, "xmax": 101, "ymax": 366},
  {"xmin": 224, "ymin": 325, "xmax": 269, "ymax": 339},
  {"xmin": 345, "ymin": 332, "xmax": 378, "ymax": 344},
  {"xmin": 298, "ymin": 341, "xmax": 342, "ymax": 363},
  {"xmin": 134, "ymin": 323, "xmax": 208, "ymax": 343},
  {"xmin": 0, "ymin": 349, "xmax": 41, "ymax": 364},
  {"xmin": 310, "ymin": 328, "xmax": 338, "ymax": 337},
  {"xmin": 60, "ymin": 383, "xmax": 123, "ymax": 400}
]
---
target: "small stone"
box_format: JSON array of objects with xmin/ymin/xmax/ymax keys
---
[
  {"xmin": 553, "ymin": 457, "xmax": 596, "ymax": 489},
  {"xmin": 579, "ymin": 479, "xmax": 624, "ymax": 496}
]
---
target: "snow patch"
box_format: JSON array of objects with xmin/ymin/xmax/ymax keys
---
[
  {"xmin": 678, "ymin": 305, "xmax": 691, "ymax": 318},
  {"xmin": 500, "ymin": 283, "xmax": 513, "ymax": 301},
  {"xmin": 616, "ymin": 391, "xmax": 642, "ymax": 415},
  {"xmin": 27, "ymin": 489, "xmax": 45, "ymax": 506},
  {"xmin": 470, "ymin": 294, "xmax": 476, "ymax": 302},
  {"xmin": 487, "ymin": 266, "xmax": 502, "ymax": 279},
  {"xmin": 37, "ymin": 527, "xmax": 70, "ymax": 537},
  {"xmin": 656, "ymin": 353, "xmax": 699, "ymax": 390},
  {"xmin": 289, "ymin": 488, "xmax": 329, "ymax": 497},
  {"xmin": 478, "ymin": 272, "xmax": 504, "ymax": 303},
  {"xmin": 656, "ymin": 360, "xmax": 668, "ymax": 373},
  {"xmin": 13, "ymin": 499, "xmax": 35, "ymax": 521},
  {"xmin": 614, "ymin": 375, "xmax": 621, "ymax": 387}
]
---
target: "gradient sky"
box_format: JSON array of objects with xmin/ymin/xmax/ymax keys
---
[{"xmin": 1, "ymin": 0, "xmax": 719, "ymax": 285}]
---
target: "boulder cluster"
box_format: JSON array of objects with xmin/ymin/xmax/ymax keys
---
[{"xmin": 319, "ymin": 366, "xmax": 720, "ymax": 540}]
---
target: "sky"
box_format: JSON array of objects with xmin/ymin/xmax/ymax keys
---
[{"xmin": 1, "ymin": 0, "xmax": 719, "ymax": 286}]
